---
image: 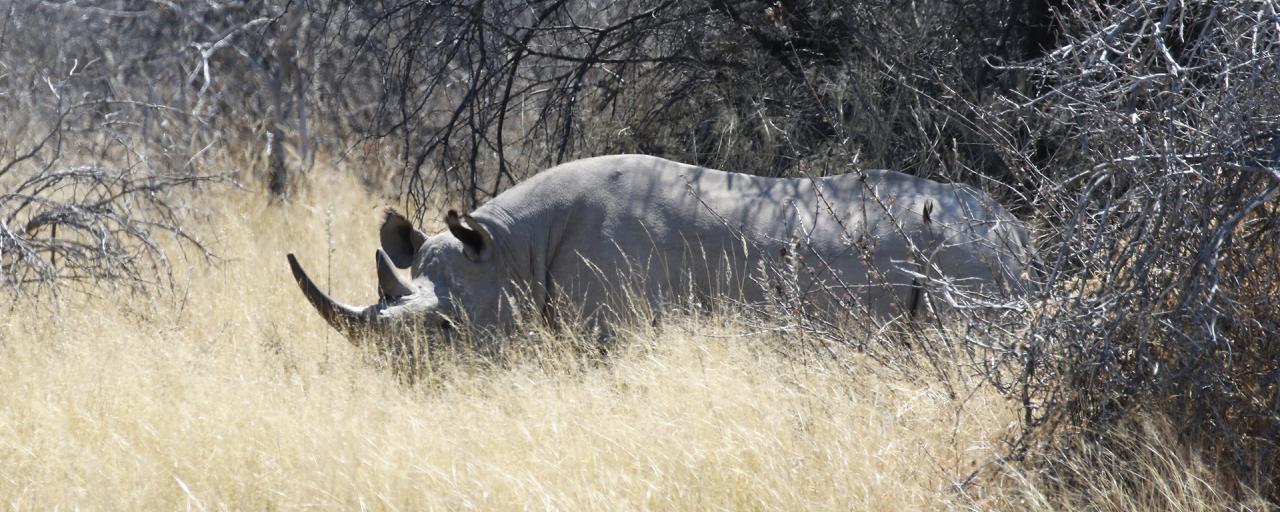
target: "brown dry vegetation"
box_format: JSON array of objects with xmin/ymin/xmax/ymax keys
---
[
  {"xmin": 0, "ymin": 171, "xmax": 1013, "ymax": 509},
  {"xmin": 3, "ymin": 0, "xmax": 1278, "ymax": 508},
  {"xmin": 0, "ymin": 169, "xmax": 1267, "ymax": 510}
]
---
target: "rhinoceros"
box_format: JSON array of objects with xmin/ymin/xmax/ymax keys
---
[{"xmin": 288, "ymin": 154, "xmax": 1029, "ymax": 346}]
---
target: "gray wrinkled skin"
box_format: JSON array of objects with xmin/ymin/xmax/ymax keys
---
[{"xmin": 288, "ymin": 154, "xmax": 1030, "ymax": 348}]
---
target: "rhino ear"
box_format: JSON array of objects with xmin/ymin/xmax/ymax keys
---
[
  {"xmin": 380, "ymin": 208, "xmax": 427, "ymax": 269},
  {"xmin": 446, "ymin": 209, "xmax": 493, "ymax": 262}
]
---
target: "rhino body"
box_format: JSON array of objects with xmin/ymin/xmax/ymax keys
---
[{"xmin": 289, "ymin": 154, "xmax": 1029, "ymax": 345}]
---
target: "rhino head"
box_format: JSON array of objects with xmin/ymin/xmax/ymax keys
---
[{"xmin": 287, "ymin": 208, "xmax": 513, "ymax": 346}]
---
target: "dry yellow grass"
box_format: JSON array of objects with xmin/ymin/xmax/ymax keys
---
[
  {"xmin": 0, "ymin": 170, "xmax": 1265, "ymax": 510},
  {"xmin": 980, "ymin": 417, "xmax": 1274, "ymax": 511}
]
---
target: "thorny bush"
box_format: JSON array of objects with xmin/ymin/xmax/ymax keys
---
[{"xmin": 971, "ymin": 0, "xmax": 1280, "ymax": 496}]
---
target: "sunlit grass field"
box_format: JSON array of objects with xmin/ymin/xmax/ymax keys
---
[{"xmin": 0, "ymin": 171, "xmax": 1265, "ymax": 510}]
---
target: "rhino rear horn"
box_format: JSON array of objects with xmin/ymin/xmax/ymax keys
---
[
  {"xmin": 376, "ymin": 248, "xmax": 415, "ymax": 301},
  {"xmin": 287, "ymin": 253, "xmax": 372, "ymax": 340}
]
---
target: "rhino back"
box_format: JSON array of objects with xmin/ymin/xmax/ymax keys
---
[{"xmin": 479, "ymin": 155, "xmax": 1025, "ymax": 318}]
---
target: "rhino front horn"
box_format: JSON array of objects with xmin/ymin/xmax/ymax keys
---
[{"xmin": 287, "ymin": 253, "xmax": 373, "ymax": 340}]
